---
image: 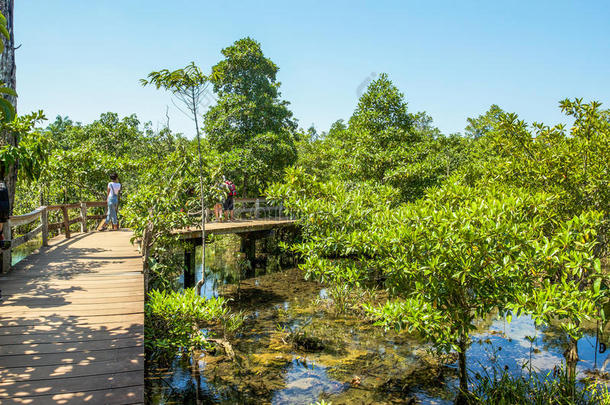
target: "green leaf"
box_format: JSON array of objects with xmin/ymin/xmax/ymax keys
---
[
  {"xmin": 0, "ymin": 24, "xmax": 9, "ymax": 42},
  {"xmin": 0, "ymin": 87, "xmax": 17, "ymax": 97},
  {"xmin": 0, "ymin": 97, "xmax": 15, "ymax": 122}
]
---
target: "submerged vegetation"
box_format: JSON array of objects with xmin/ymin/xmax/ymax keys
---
[{"xmin": 8, "ymin": 30, "xmax": 610, "ymax": 403}]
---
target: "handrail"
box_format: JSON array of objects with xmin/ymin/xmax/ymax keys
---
[
  {"xmin": 1, "ymin": 201, "xmax": 107, "ymax": 273},
  {"xmin": 195, "ymin": 198, "xmax": 286, "ymax": 222}
]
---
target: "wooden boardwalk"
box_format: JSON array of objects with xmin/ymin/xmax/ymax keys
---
[
  {"xmin": 0, "ymin": 230, "xmax": 144, "ymax": 404},
  {"xmin": 174, "ymin": 218, "xmax": 296, "ymax": 239}
]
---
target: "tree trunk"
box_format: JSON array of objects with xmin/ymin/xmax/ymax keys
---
[
  {"xmin": 455, "ymin": 333, "xmax": 470, "ymax": 405},
  {"xmin": 564, "ymin": 336, "xmax": 579, "ymax": 397},
  {"xmin": 0, "ymin": 0, "xmax": 16, "ymax": 212},
  {"xmin": 141, "ymin": 221, "xmax": 154, "ymax": 294}
]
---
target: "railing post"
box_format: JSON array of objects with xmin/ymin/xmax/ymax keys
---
[
  {"xmin": 41, "ymin": 207, "xmax": 48, "ymax": 247},
  {"xmin": 1, "ymin": 221, "xmax": 11, "ymax": 273},
  {"xmin": 255, "ymin": 199, "xmax": 260, "ymax": 219},
  {"xmin": 279, "ymin": 202, "xmax": 284, "ymax": 219},
  {"xmin": 80, "ymin": 202, "xmax": 87, "ymax": 233},
  {"xmin": 62, "ymin": 206, "xmax": 71, "ymax": 239}
]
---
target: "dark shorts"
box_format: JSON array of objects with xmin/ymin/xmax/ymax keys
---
[{"xmin": 223, "ymin": 196, "xmax": 234, "ymax": 211}]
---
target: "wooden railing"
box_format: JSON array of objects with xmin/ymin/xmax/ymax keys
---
[
  {"xmin": 201, "ymin": 198, "xmax": 286, "ymax": 221},
  {"xmin": 1, "ymin": 201, "xmax": 107, "ymax": 273}
]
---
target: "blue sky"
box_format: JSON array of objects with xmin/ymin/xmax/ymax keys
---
[{"xmin": 14, "ymin": 1, "xmax": 610, "ymax": 137}]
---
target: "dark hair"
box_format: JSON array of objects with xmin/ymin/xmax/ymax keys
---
[{"xmin": 109, "ymin": 173, "xmax": 118, "ymax": 181}]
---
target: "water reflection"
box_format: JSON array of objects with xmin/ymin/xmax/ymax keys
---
[
  {"xmin": 11, "ymin": 236, "xmax": 42, "ymax": 265},
  {"xmin": 148, "ymin": 235, "xmax": 610, "ymax": 404}
]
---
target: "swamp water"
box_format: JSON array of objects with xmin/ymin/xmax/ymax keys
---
[{"xmin": 146, "ymin": 236, "xmax": 610, "ymax": 404}]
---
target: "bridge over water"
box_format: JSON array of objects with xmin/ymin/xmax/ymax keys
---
[{"xmin": 0, "ymin": 199, "xmax": 294, "ymax": 404}]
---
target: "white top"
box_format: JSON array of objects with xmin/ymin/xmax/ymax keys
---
[{"xmin": 107, "ymin": 182, "xmax": 121, "ymax": 198}]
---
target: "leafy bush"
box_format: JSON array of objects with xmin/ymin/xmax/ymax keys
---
[{"xmin": 145, "ymin": 288, "xmax": 243, "ymax": 355}]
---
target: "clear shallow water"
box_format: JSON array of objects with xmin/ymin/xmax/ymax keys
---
[
  {"xmin": 148, "ymin": 236, "xmax": 610, "ymax": 404},
  {"xmin": 11, "ymin": 236, "xmax": 42, "ymax": 265}
]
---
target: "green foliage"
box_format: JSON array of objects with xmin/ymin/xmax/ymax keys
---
[
  {"xmin": 474, "ymin": 99, "xmax": 610, "ymax": 223},
  {"xmin": 120, "ymin": 139, "xmax": 223, "ymax": 290},
  {"xmin": 141, "ymin": 61, "xmax": 207, "ymax": 94},
  {"xmin": 291, "ymin": 74, "xmax": 470, "ymax": 201},
  {"xmin": 145, "ymin": 288, "xmax": 239, "ymax": 353},
  {"xmin": 14, "ymin": 113, "xmax": 165, "ymax": 214},
  {"xmin": 0, "ymin": 111, "xmax": 49, "ymax": 180},
  {"xmin": 348, "ymin": 73, "xmax": 412, "ymax": 134},
  {"xmin": 269, "ymin": 93, "xmax": 610, "ymax": 399},
  {"xmin": 141, "ymin": 61, "xmax": 209, "ymax": 139},
  {"xmin": 471, "ymin": 365, "xmax": 610, "ymax": 405},
  {"xmin": 203, "ymin": 37, "xmax": 298, "ymax": 196},
  {"xmin": 465, "ymin": 104, "xmax": 505, "ymax": 138},
  {"xmin": 511, "ymin": 211, "xmax": 608, "ymax": 341}
]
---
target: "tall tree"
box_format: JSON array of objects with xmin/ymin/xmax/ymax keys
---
[
  {"xmin": 0, "ymin": 1, "xmax": 17, "ymax": 211},
  {"xmin": 204, "ymin": 37, "xmax": 297, "ymax": 152},
  {"xmin": 348, "ymin": 72, "xmax": 412, "ymax": 136},
  {"xmin": 204, "ymin": 37, "xmax": 298, "ymax": 195},
  {"xmin": 142, "ymin": 62, "xmax": 211, "ymax": 291}
]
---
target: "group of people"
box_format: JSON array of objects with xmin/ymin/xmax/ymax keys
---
[
  {"xmin": 213, "ymin": 177, "xmax": 237, "ymax": 222},
  {"xmin": 100, "ymin": 173, "xmax": 237, "ymax": 230}
]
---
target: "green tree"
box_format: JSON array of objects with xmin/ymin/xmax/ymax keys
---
[
  {"xmin": 464, "ymin": 104, "xmax": 505, "ymax": 138},
  {"xmin": 142, "ymin": 62, "xmax": 213, "ymax": 288},
  {"xmin": 348, "ymin": 72, "xmax": 412, "ymax": 135},
  {"xmin": 293, "ymin": 75, "xmax": 470, "ymax": 202},
  {"xmin": 203, "ymin": 37, "xmax": 298, "ymax": 195}
]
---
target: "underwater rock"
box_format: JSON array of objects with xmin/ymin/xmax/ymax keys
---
[
  {"xmin": 286, "ymin": 377, "xmax": 320, "ymax": 391},
  {"xmin": 292, "ymin": 333, "xmax": 326, "ymax": 352}
]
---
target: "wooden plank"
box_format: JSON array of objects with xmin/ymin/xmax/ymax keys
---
[
  {"xmin": 0, "ymin": 316, "xmax": 143, "ymax": 337},
  {"xmin": 173, "ymin": 218, "xmax": 295, "ymax": 239},
  {"xmin": 0, "ymin": 370, "xmax": 142, "ymax": 398},
  {"xmin": 10, "ymin": 225, "xmax": 42, "ymax": 250},
  {"xmin": 0, "ymin": 313, "xmax": 144, "ymax": 328},
  {"xmin": 0, "ymin": 327, "xmax": 142, "ymax": 345},
  {"xmin": 62, "ymin": 206, "xmax": 71, "ymax": 238},
  {"xmin": 0, "ymin": 337, "xmax": 143, "ymax": 356},
  {"xmin": 0, "ymin": 348, "xmax": 143, "ymax": 370},
  {"xmin": 0, "ymin": 385, "xmax": 143, "ymax": 405},
  {"xmin": 85, "ymin": 201, "xmax": 107, "ymax": 207},
  {"xmin": 68, "ymin": 216, "xmax": 81, "ymax": 226},
  {"xmin": 0, "ymin": 356, "xmax": 144, "ymax": 383},
  {"xmin": 8, "ymin": 207, "xmax": 43, "ymax": 227},
  {"xmin": 0, "ymin": 294, "xmax": 144, "ymax": 306},
  {"xmin": 0, "ymin": 301, "xmax": 143, "ymax": 316},
  {"xmin": 0, "ymin": 285, "xmax": 144, "ymax": 297},
  {"xmin": 0, "ymin": 230, "xmax": 144, "ymax": 401}
]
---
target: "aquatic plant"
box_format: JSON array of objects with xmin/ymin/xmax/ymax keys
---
[
  {"xmin": 145, "ymin": 288, "xmax": 242, "ymax": 356},
  {"xmin": 471, "ymin": 365, "xmax": 610, "ymax": 405}
]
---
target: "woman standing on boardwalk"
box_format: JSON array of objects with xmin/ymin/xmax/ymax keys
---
[{"xmin": 102, "ymin": 173, "xmax": 121, "ymax": 230}]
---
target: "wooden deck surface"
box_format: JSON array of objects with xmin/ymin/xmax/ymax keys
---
[
  {"xmin": 0, "ymin": 230, "xmax": 144, "ymax": 404},
  {"xmin": 174, "ymin": 218, "xmax": 296, "ymax": 239}
]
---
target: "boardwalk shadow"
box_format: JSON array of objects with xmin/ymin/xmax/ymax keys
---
[
  {"xmin": 1, "ymin": 233, "xmax": 129, "ymax": 310},
  {"xmin": 0, "ymin": 313, "xmax": 144, "ymax": 403},
  {"xmin": 0, "ymin": 229, "xmax": 144, "ymax": 403}
]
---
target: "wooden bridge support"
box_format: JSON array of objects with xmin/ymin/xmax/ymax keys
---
[
  {"xmin": 184, "ymin": 242, "xmax": 196, "ymax": 288},
  {"xmin": 239, "ymin": 230, "xmax": 274, "ymax": 267},
  {"xmin": 240, "ymin": 235, "xmax": 256, "ymax": 265}
]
